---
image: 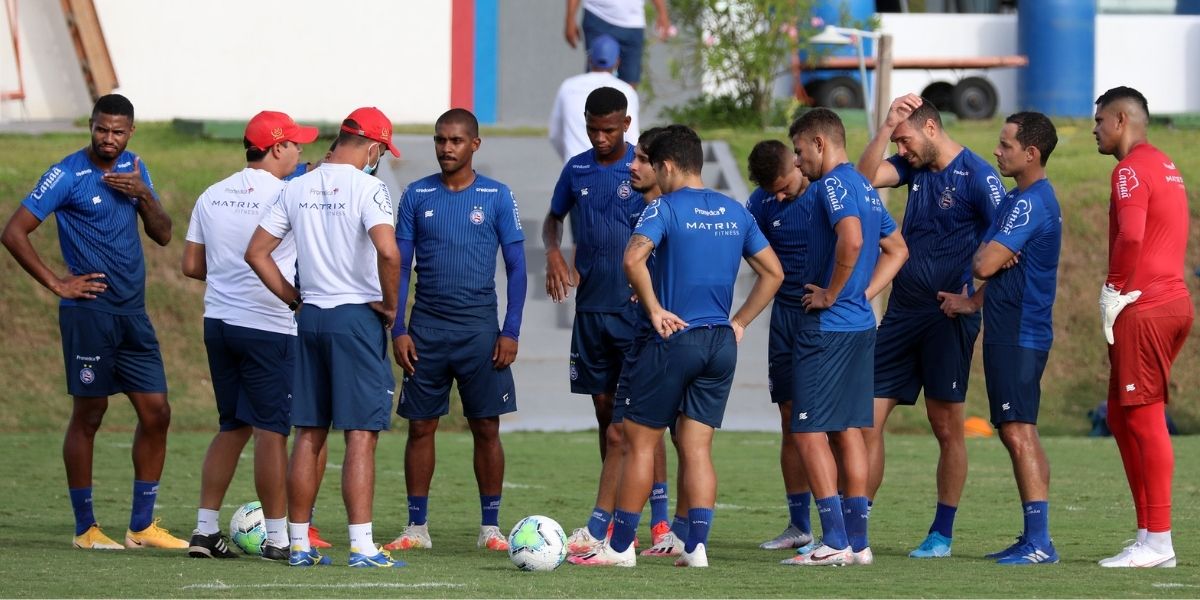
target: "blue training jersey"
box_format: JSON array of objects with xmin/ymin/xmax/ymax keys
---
[
  {"xmin": 397, "ymin": 172, "xmax": 525, "ymax": 331},
  {"xmin": 633, "ymin": 187, "xmax": 769, "ymax": 334},
  {"xmin": 800, "ymin": 163, "xmax": 896, "ymax": 332},
  {"xmin": 21, "ymin": 149, "xmax": 156, "ymax": 315},
  {"xmin": 746, "ymin": 184, "xmax": 820, "ymax": 307},
  {"xmin": 550, "ymin": 144, "xmax": 644, "ymax": 312},
  {"xmin": 981, "ymin": 179, "xmax": 1061, "ymax": 351},
  {"xmin": 887, "ymin": 148, "xmax": 1003, "ymax": 312}
]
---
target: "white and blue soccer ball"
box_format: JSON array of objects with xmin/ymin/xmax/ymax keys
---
[
  {"xmin": 228, "ymin": 501, "xmax": 267, "ymax": 555},
  {"xmin": 507, "ymin": 515, "xmax": 567, "ymax": 571}
]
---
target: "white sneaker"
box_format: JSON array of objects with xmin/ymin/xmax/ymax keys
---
[
  {"xmin": 641, "ymin": 531, "xmax": 684, "ymax": 556},
  {"xmin": 851, "ymin": 546, "xmax": 874, "ymax": 565},
  {"xmin": 780, "ymin": 543, "xmax": 852, "ymax": 566},
  {"xmin": 566, "ymin": 540, "xmax": 637, "ymax": 567},
  {"xmin": 1100, "ymin": 543, "xmax": 1176, "ymax": 568},
  {"xmin": 760, "ymin": 524, "xmax": 814, "ymax": 550},
  {"xmin": 477, "ymin": 525, "xmax": 509, "ymax": 551},
  {"xmin": 566, "ymin": 527, "xmax": 604, "ymax": 555},
  {"xmin": 1097, "ymin": 539, "xmax": 1139, "ymax": 567},
  {"xmin": 383, "ymin": 523, "xmax": 431, "ymax": 550},
  {"xmin": 674, "ymin": 542, "xmax": 709, "ymax": 567}
]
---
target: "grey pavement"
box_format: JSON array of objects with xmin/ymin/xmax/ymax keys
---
[{"xmin": 379, "ymin": 134, "xmax": 778, "ymax": 433}]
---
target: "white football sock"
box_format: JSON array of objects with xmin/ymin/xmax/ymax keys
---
[
  {"xmin": 196, "ymin": 508, "xmax": 220, "ymax": 535},
  {"xmin": 1146, "ymin": 530, "xmax": 1174, "ymax": 554},
  {"xmin": 265, "ymin": 518, "xmax": 288, "ymax": 547},
  {"xmin": 288, "ymin": 521, "xmax": 311, "ymax": 552},
  {"xmin": 349, "ymin": 522, "xmax": 375, "ymax": 553}
]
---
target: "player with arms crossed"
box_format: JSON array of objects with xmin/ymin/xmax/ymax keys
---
[
  {"xmin": 1093, "ymin": 86, "xmax": 1192, "ymax": 568},
  {"xmin": 744, "ymin": 140, "xmax": 819, "ymax": 552},
  {"xmin": 573, "ymin": 124, "xmax": 784, "ymax": 568},
  {"xmin": 857, "ymin": 94, "xmax": 1002, "ymax": 558},
  {"xmin": 385, "ymin": 109, "xmax": 527, "ymax": 553},
  {"xmin": 182, "ymin": 111, "xmax": 319, "ymax": 559},
  {"xmin": 781, "ymin": 109, "xmax": 908, "ymax": 567},
  {"xmin": 1, "ymin": 94, "xmax": 183, "ymax": 550},
  {"xmin": 962, "ymin": 112, "xmax": 1062, "ymax": 564},
  {"xmin": 246, "ymin": 106, "xmax": 402, "ymax": 568}
]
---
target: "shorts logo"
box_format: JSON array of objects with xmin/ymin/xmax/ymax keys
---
[
  {"xmin": 939, "ymin": 187, "xmax": 956, "ymax": 209},
  {"xmin": 502, "ymin": 393, "xmax": 510, "ymax": 403},
  {"xmin": 768, "ymin": 377, "xmax": 773, "ymax": 392},
  {"xmin": 79, "ymin": 368, "xmax": 95, "ymax": 385},
  {"xmin": 470, "ymin": 206, "xmax": 485, "ymax": 225},
  {"xmin": 1125, "ymin": 383, "xmax": 1136, "ymax": 392},
  {"xmin": 569, "ymin": 363, "xmax": 578, "ymax": 381},
  {"xmin": 617, "ymin": 182, "xmax": 632, "ymax": 199},
  {"xmin": 1002, "ymin": 402, "xmax": 1011, "ymax": 411},
  {"xmin": 796, "ymin": 412, "xmax": 808, "ymax": 421}
]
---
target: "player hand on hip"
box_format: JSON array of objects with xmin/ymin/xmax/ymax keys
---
[
  {"xmin": 101, "ymin": 156, "xmax": 153, "ymax": 202},
  {"xmin": 1099, "ymin": 284, "xmax": 1141, "ymax": 345},
  {"xmin": 545, "ymin": 252, "xmax": 576, "ymax": 303},
  {"xmin": 651, "ymin": 309, "xmax": 688, "ymax": 340},
  {"xmin": 53, "ymin": 272, "xmax": 107, "ymax": 299},
  {"xmin": 493, "ymin": 335, "xmax": 518, "ymax": 369},
  {"xmin": 730, "ymin": 318, "xmax": 747, "ymax": 345},
  {"xmin": 393, "ymin": 334, "xmax": 419, "ymax": 375},
  {"xmin": 936, "ymin": 284, "xmax": 979, "ymax": 319},
  {"xmin": 802, "ymin": 283, "xmax": 833, "ymax": 312}
]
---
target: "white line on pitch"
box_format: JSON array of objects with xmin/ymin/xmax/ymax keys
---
[{"xmin": 181, "ymin": 581, "xmax": 465, "ymax": 591}]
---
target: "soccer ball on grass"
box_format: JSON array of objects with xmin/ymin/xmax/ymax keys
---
[
  {"xmin": 508, "ymin": 515, "xmax": 567, "ymax": 571},
  {"xmin": 228, "ymin": 501, "xmax": 267, "ymax": 555}
]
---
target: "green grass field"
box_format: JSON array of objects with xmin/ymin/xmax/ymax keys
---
[{"xmin": 1, "ymin": 430, "xmax": 1198, "ymax": 597}]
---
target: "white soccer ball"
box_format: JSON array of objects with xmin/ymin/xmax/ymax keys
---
[
  {"xmin": 507, "ymin": 515, "xmax": 567, "ymax": 571},
  {"xmin": 228, "ymin": 500, "xmax": 267, "ymax": 555}
]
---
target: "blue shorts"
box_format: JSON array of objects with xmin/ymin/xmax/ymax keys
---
[
  {"xmin": 398, "ymin": 325, "xmax": 517, "ymax": 420},
  {"xmin": 792, "ymin": 329, "xmax": 875, "ymax": 433},
  {"xmin": 570, "ymin": 309, "xmax": 637, "ymax": 396},
  {"xmin": 582, "ymin": 9, "xmax": 644, "ymax": 85},
  {"xmin": 204, "ymin": 318, "xmax": 295, "ymax": 436},
  {"xmin": 59, "ymin": 306, "xmax": 167, "ymax": 397},
  {"xmin": 612, "ymin": 329, "xmax": 652, "ymax": 424},
  {"xmin": 293, "ymin": 304, "xmax": 395, "ymax": 431},
  {"xmin": 625, "ymin": 326, "xmax": 737, "ymax": 429},
  {"xmin": 874, "ymin": 308, "xmax": 980, "ymax": 404},
  {"xmin": 767, "ymin": 302, "xmax": 805, "ymax": 404},
  {"xmin": 984, "ymin": 344, "xmax": 1048, "ymax": 427}
]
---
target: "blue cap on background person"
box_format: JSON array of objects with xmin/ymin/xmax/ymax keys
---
[{"xmin": 588, "ymin": 34, "xmax": 620, "ymax": 70}]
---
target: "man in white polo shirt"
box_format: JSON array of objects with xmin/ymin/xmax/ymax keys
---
[
  {"xmin": 246, "ymin": 106, "xmax": 402, "ymax": 569},
  {"xmin": 183, "ymin": 110, "xmax": 318, "ymax": 561},
  {"xmin": 549, "ymin": 34, "xmax": 639, "ymax": 162}
]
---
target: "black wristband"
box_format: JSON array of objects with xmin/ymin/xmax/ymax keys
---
[{"xmin": 288, "ymin": 298, "xmax": 302, "ymax": 311}]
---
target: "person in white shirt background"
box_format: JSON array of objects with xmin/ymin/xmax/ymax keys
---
[{"xmin": 549, "ymin": 34, "xmax": 640, "ymax": 163}]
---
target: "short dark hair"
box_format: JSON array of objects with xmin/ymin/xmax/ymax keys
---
[
  {"xmin": 747, "ymin": 140, "xmax": 792, "ymax": 187},
  {"xmin": 243, "ymin": 136, "xmax": 269, "ymax": 162},
  {"xmin": 789, "ymin": 108, "xmax": 846, "ymax": 146},
  {"xmin": 636, "ymin": 126, "xmax": 666, "ymax": 154},
  {"xmin": 436, "ymin": 108, "xmax": 480, "ymax": 138},
  {"xmin": 1005, "ymin": 111, "xmax": 1058, "ymax": 166},
  {"xmin": 335, "ymin": 118, "xmax": 372, "ymax": 149},
  {"xmin": 1095, "ymin": 86, "xmax": 1149, "ymax": 117},
  {"xmin": 646, "ymin": 124, "xmax": 703, "ymax": 174},
  {"xmin": 584, "ymin": 87, "xmax": 628, "ymax": 118},
  {"xmin": 92, "ymin": 93, "xmax": 134, "ymax": 120},
  {"xmin": 906, "ymin": 98, "xmax": 942, "ymax": 130}
]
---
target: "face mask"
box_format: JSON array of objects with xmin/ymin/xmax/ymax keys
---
[{"xmin": 362, "ymin": 143, "xmax": 380, "ymax": 175}]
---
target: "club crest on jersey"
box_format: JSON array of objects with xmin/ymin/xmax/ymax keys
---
[
  {"xmin": 617, "ymin": 182, "xmax": 633, "ymax": 199},
  {"xmin": 79, "ymin": 368, "xmax": 95, "ymax": 385},
  {"xmin": 939, "ymin": 187, "xmax": 956, "ymax": 209},
  {"xmin": 470, "ymin": 206, "xmax": 485, "ymax": 225}
]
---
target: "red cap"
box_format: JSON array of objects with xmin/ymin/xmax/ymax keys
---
[
  {"xmin": 244, "ymin": 111, "xmax": 319, "ymax": 151},
  {"xmin": 340, "ymin": 107, "xmax": 401, "ymax": 157}
]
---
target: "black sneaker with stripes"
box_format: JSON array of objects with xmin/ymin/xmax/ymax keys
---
[{"xmin": 188, "ymin": 531, "xmax": 239, "ymax": 559}]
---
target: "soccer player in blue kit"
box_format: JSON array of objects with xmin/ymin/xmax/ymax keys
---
[
  {"xmin": 544, "ymin": 87, "xmax": 672, "ymax": 551},
  {"xmin": 576, "ymin": 124, "xmax": 784, "ymax": 568},
  {"xmin": 962, "ymin": 112, "xmax": 1062, "ymax": 564},
  {"xmin": 1, "ymin": 94, "xmax": 185, "ymax": 550},
  {"xmin": 745, "ymin": 140, "xmax": 819, "ymax": 552},
  {"xmin": 385, "ymin": 109, "xmax": 527, "ymax": 553},
  {"xmin": 858, "ymin": 93, "xmax": 1004, "ymax": 558},
  {"xmin": 781, "ymin": 109, "xmax": 908, "ymax": 567}
]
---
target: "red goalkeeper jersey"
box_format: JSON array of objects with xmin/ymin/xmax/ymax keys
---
[{"xmin": 1107, "ymin": 143, "xmax": 1191, "ymax": 309}]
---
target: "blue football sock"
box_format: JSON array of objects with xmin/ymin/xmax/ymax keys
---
[
  {"xmin": 1023, "ymin": 501, "xmax": 1050, "ymax": 547},
  {"xmin": 815, "ymin": 495, "xmax": 849, "ymax": 550},
  {"xmin": 670, "ymin": 514, "xmax": 689, "ymax": 540},
  {"xmin": 480, "ymin": 495, "xmax": 501, "ymax": 527},
  {"xmin": 843, "ymin": 496, "xmax": 870, "ymax": 552},
  {"xmin": 586, "ymin": 506, "xmax": 612, "ymax": 540},
  {"xmin": 610, "ymin": 509, "xmax": 640, "ymax": 553},
  {"xmin": 130, "ymin": 480, "xmax": 158, "ymax": 532},
  {"xmin": 787, "ymin": 492, "xmax": 812, "ymax": 532},
  {"xmin": 685, "ymin": 507, "xmax": 714, "ymax": 553},
  {"xmin": 69, "ymin": 487, "xmax": 95, "ymax": 536},
  {"xmin": 929, "ymin": 502, "xmax": 957, "ymax": 538},
  {"xmin": 407, "ymin": 495, "xmax": 429, "ymax": 525},
  {"xmin": 649, "ymin": 482, "xmax": 669, "ymax": 525}
]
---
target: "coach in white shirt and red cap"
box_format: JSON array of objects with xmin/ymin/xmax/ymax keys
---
[
  {"xmin": 246, "ymin": 106, "xmax": 404, "ymax": 569},
  {"xmin": 549, "ymin": 34, "xmax": 640, "ymax": 163}
]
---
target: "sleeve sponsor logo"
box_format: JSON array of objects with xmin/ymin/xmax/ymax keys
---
[
  {"xmin": 822, "ymin": 177, "xmax": 847, "ymax": 211},
  {"xmin": 1116, "ymin": 166, "xmax": 1140, "ymax": 200},
  {"xmin": 1000, "ymin": 197, "xmax": 1032, "ymax": 234},
  {"xmin": 635, "ymin": 199, "xmax": 660, "ymax": 228},
  {"xmin": 510, "ymin": 190, "xmax": 523, "ymax": 230},
  {"xmin": 31, "ymin": 166, "xmax": 66, "ymax": 200},
  {"xmin": 985, "ymin": 175, "xmax": 1003, "ymax": 207},
  {"xmin": 374, "ymin": 185, "xmax": 393, "ymax": 215}
]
